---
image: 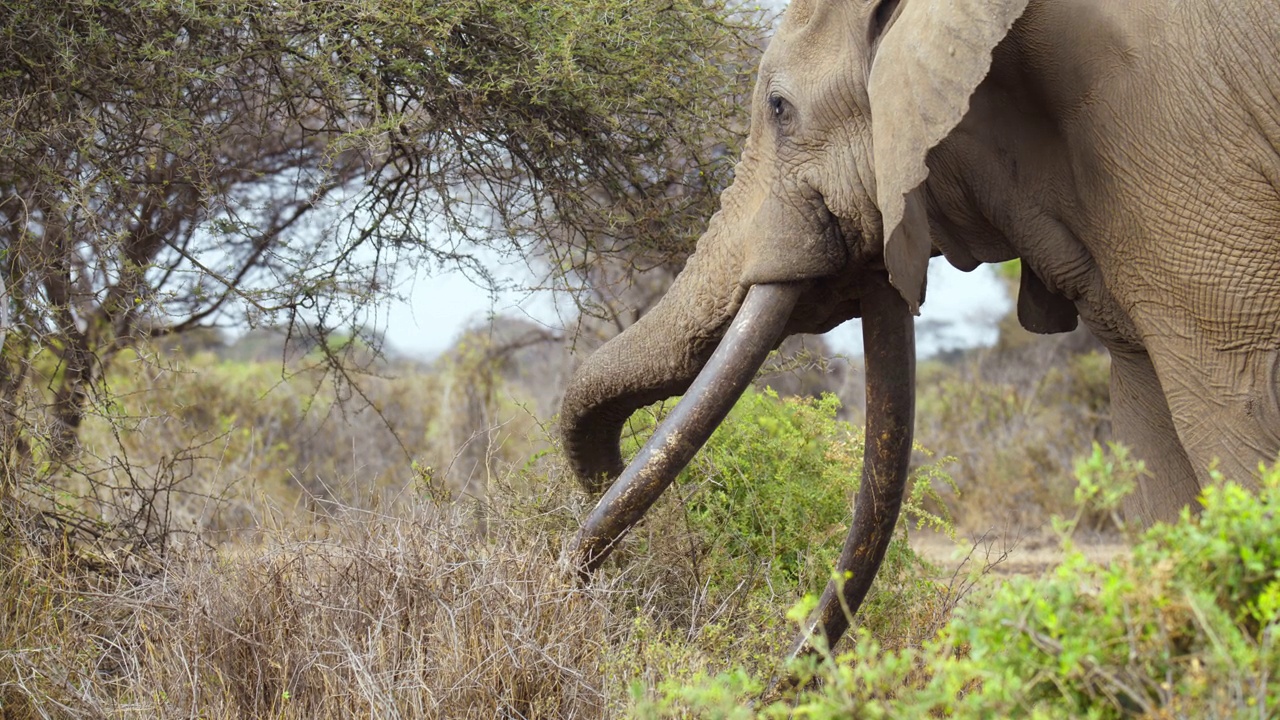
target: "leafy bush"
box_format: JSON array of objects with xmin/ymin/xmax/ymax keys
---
[
  {"xmin": 662, "ymin": 391, "xmax": 950, "ymax": 591},
  {"xmin": 639, "ymin": 448, "xmax": 1280, "ymax": 718},
  {"xmin": 604, "ymin": 389, "xmax": 959, "ymax": 700}
]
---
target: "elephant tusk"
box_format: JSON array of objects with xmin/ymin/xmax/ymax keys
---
[
  {"xmin": 571, "ymin": 282, "xmax": 804, "ymax": 577},
  {"xmin": 781, "ymin": 272, "xmax": 916, "ymax": 672}
]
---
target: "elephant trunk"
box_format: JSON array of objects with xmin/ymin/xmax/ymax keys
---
[
  {"xmin": 570, "ymin": 282, "xmax": 803, "ymax": 575},
  {"xmin": 559, "ymin": 277, "xmax": 732, "ymax": 490},
  {"xmin": 558, "ymin": 286, "xmax": 711, "ymax": 492},
  {"xmin": 560, "ymin": 188, "xmax": 760, "ymax": 492}
]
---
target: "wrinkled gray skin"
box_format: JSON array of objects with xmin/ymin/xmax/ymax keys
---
[{"xmin": 562, "ymin": 0, "xmax": 1280, "ymax": 652}]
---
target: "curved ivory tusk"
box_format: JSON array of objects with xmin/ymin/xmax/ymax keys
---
[
  {"xmin": 572, "ymin": 282, "xmax": 804, "ymax": 576},
  {"xmin": 783, "ymin": 272, "xmax": 916, "ymax": 667}
]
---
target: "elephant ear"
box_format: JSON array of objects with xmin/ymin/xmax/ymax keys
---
[{"xmin": 869, "ymin": 0, "xmax": 1030, "ymax": 313}]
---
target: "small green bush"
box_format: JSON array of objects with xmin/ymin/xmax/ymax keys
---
[
  {"xmin": 615, "ymin": 389, "xmax": 954, "ymax": 603},
  {"xmin": 671, "ymin": 391, "xmax": 951, "ymax": 594},
  {"xmin": 608, "ymin": 389, "xmax": 958, "ymax": 707}
]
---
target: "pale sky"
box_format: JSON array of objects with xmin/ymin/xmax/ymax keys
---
[{"xmin": 382, "ymin": 258, "xmax": 1011, "ymax": 361}]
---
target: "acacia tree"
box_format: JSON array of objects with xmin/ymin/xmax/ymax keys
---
[{"xmin": 0, "ymin": 0, "xmax": 763, "ymax": 488}]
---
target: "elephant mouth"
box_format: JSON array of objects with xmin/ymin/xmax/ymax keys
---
[{"xmin": 780, "ymin": 209, "xmax": 872, "ymax": 335}]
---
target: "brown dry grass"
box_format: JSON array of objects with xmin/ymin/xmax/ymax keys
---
[
  {"xmin": 0, "ymin": 448, "xmax": 838, "ymax": 719},
  {"xmin": 912, "ymin": 347, "xmax": 1112, "ymax": 532},
  {"xmin": 1, "ymin": 499, "xmax": 624, "ymax": 718}
]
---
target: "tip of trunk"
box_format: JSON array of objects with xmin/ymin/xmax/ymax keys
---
[
  {"xmin": 558, "ymin": 234, "xmax": 749, "ymax": 493},
  {"xmin": 560, "ymin": 361, "xmax": 694, "ymax": 493},
  {"xmin": 558, "ymin": 381, "xmax": 627, "ymax": 491}
]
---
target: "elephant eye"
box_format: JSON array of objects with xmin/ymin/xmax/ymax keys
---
[{"xmin": 768, "ymin": 93, "xmax": 796, "ymax": 131}]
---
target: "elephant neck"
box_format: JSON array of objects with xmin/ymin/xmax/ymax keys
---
[{"xmin": 993, "ymin": 1, "xmax": 1151, "ymax": 128}]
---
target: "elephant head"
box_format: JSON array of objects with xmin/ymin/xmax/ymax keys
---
[{"xmin": 560, "ymin": 0, "xmax": 1031, "ymax": 654}]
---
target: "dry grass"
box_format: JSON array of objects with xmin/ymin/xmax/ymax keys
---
[
  {"xmin": 0, "ymin": 448, "xmax": 834, "ymax": 719},
  {"xmin": 1, "ymin": 496, "xmax": 628, "ymax": 718},
  {"xmin": 0, "ymin": 342, "xmax": 742, "ymax": 717},
  {"xmin": 913, "ymin": 346, "xmax": 1112, "ymax": 532}
]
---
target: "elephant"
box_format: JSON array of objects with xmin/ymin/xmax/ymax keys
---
[{"xmin": 560, "ymin": 0, "xmax": 1280, "ymax": 658}]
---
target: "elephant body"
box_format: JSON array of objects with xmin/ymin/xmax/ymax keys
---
[
  {"xmin": 562, "ymin": 0, "xmax": 1280, "ymax": 656},
  {"xmin": 928, "ymin": 1, "xmax": 1280, "ymax": 519}
]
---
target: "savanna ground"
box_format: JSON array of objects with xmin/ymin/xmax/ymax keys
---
[
  {"xmin": 910, "ymin": 531, "xmax": 1127, "ymax": 578},
  {"xmin": 1, "ymin": 318, "xmax": 1277, "ymax": 719}
]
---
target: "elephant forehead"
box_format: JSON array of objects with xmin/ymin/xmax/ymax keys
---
[
  {"xmin": 774, "ymin": 1, "xmax": 869, "ymax": 54},
  {"xmin": 780, "ymin": 0, "xmax": 819, "ymax": 27},
  {"xmin": 762, "ymin": 22, "xmax": 875, "ymax": 120},
  {"xmin": 763, "ymin": 4, "xmax": 872, "ymax": 111},
  {"xmin": 778, "ymin": 0, "xmax": 868, "ymax": 34}
]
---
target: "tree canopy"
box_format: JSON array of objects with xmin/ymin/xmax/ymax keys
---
[{"xmin": 0, "ymin": 0, "xmax": 765, "ymax": 462}]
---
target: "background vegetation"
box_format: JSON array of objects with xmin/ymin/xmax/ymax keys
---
[
  {"xmin": 0, "ymin": 0, "xmax": 761, "ymax": 515},
  {"xmin": 4, "ymin": 342, "xmax": 1276, "ymax": 716}
]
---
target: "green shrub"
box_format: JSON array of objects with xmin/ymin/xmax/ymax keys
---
[
  {"xmin": 637, "ymin": 447, "xmax": 1280, "ymax": 718},
  {"xmin": 607, "ymin": 389, "xmax": 958, "ymax": 708},
  {"xmin": 907, "ymin": 458, "xmax": 1280, "ymax": 717},
  {"xmin": 622, "ymin": 389, "xmax": 953, "ymax": 593}
]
